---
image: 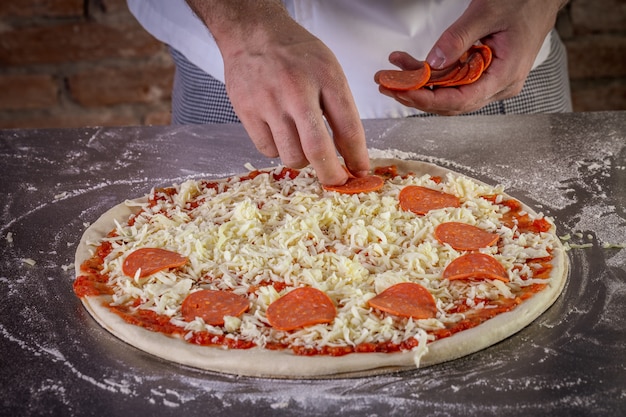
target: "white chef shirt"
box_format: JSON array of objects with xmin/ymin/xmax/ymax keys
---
[{"xmin": 127, "ymin": 0, "xmax": 551, "ymax": 119}]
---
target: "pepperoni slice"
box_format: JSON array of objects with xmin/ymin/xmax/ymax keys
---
[
  {"xmin": 424, "ymin": 63, "xmax": 462, "ymax": 87},
  {"xmin": 367, "ymin": 282, "xmax": 437, "ymax": 319},
  {"xmin": 376, "ymin": 64, "xmax": 431, "ymax": 91},
  {"xmin": 398, "ymin": 185, "xmax": 461, "ymax": 215},
  {"xmin": 181, "ymin": 289, "xmax": 250, "ymax": 325},
  {"xmin": 122, "ymin": 248, "xmax": 188, "ymax": 278},
  {"xmin": 377, "ymin": 45, "xmax": 492, "ymax": 91},
  {"xmin": 323, "ymin": 175, "xmax": 384, "ymax": 194},
  {"xmin": 440, "ymin": 61, "xmax": 470, "ymax": 87},
  {"xmin": 470, "ymin": 44, "xmax": 492, "ymax": 70},
  {"xmin": 443, "ymin": 253, "xmax": 509, "ymax": 282},
  {"xmin": 266, "ymin": 287, "xmax": 336, "ymax": 331},
  {"xmin": 448, "ymin": 52, "xmax": 485, "ymax": 86},
  {"xmin": 434, "ymin": 222, "xmax": 499, "ymax": 250}
]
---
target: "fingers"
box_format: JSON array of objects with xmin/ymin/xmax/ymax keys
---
[
  {"xmin": 321, "ymin": 80, "xmax": 370, "ymax": 179},
  {"xmin": 296, "ymin": 110, "xmax": 351, "ymax": 186},
  {"xmin": 388, "ymin": 51, "xmax": 424, "ymax": 71},
  {"xmin": 264, "ymin": 113, "xmax": 307, "ymax": 168},
  {"xmin": 374, "ymin": 51, "xmax": 428, "ymax": 84},
  {"xmin": 381, "ymin": 85, "xmax": 475, "ymax": 116},
  {"xmin": 242, "ymin": 119, "xmax": 280, "ymax": 158},
  {"xmin": 235, "ymin": 70, "xmax": 367, "ymax": 185},
  {"xmin": 274, "ymin": 99, "xmax": 366, "ymax": 186},
  {"xmin": 239, "ymin": 104, "xmax": 358, "ymax": 186}
]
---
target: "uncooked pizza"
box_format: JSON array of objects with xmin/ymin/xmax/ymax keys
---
[{"xmin": 73, "ymin": 158, "xmax": 568, "ymax": 378}]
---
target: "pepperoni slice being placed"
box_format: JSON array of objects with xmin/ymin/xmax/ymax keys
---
[
  {"xmin": 181, "ymin": 289, "xmax": 250, "ymax": 325},
  {"xmin": 443, "ymin": 253, "xmax": 509, "ymax": 282},
  {"xmin": 434, "ymin": 222, "xmax": 499, "ymax": 251},
  {"xmin": 398, "ymin": 185, "xmax": 461, "ymax": 215},
  {"xmin": 368, "ymin": 282, "xmax": 437, "ymax": 319},
  {"xmin": 122, "ymin": 248, "xmax": 188, "ymax": 278},
  {"xmin": 266, "ymin": 287, "xmax": 336, "ymax": 331},
  {"xmin": 323, "ymin": 175, "xmax": 385, "ymax": 194}
]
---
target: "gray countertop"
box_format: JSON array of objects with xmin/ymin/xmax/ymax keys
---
[{"xmin": 1, "ymin": 112, "xmax": 624, "ymax": 416}]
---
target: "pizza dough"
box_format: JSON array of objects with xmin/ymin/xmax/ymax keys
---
[{"xmin": 74, "ymin": 159, "xmax": 568, "ymax": 378}]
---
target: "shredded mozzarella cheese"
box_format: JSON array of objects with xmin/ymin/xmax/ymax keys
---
[{"xmin": 98, "ymin": 166, "xmax": 558, "ymax": 354}]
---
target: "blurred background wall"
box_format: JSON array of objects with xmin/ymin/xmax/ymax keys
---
[{"xmin": 0, "ymin": 0, "xmax": 624, "ymax": 129}]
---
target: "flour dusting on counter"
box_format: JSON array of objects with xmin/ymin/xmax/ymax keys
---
[{"xmin": 2, "ymin": 115, "xmax": 624, "ymax": 416}]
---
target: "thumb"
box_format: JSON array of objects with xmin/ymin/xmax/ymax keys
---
[{"xmin": 426, "ymin": 7, "xmax": 487, "ymax": 69}]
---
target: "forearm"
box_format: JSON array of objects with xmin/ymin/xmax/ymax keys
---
[{"xmin": 185, "ymin": 0, "xmax": 294, "ymax": 54}]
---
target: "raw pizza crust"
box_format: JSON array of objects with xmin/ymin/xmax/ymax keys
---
[{"xmin": 75, "ymin": 159, "xmax": 568, "ymax": 378}]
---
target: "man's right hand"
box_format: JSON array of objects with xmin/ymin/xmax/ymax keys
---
[{"xmin": 186, "ymin": 0, "xmax": 370, "ymax": 186}]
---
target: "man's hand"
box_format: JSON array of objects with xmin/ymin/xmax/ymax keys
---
[
  {"xmin": 376, "ymin": 0, "xmax": 568, "ymax": 115},
  {"xmin": 186, "ymin": 0, "xmax": 370, "ymax": 185}
]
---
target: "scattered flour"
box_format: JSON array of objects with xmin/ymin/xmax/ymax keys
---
[{"xmin": 1, "ymin": 128, "xmax": 622, "ymax": 415}]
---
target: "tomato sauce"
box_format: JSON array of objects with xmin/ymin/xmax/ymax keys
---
[{"xmin": 373, "ymin": 165, "xmax": 398, "ymax": 179}]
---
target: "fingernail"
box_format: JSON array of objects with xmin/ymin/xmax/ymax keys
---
[
  {"xmin": 427, "ymin": 47, "xmax": 446, "ymax": 69},
  {"xmin": 354, "ymin": 170, "xmax": 370, "ymax": 178}
]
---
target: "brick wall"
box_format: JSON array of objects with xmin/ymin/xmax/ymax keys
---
[
  {"xmin": 0, "ymin": 0, "xmax": 624, "ymax": 130},
  {"xmin": 557, "ymin": 0, "xmax": 626, "ymax": 112},
  {"xmin": 0, "ymin": 0, "xmax": 173, "ymax": 129}
]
